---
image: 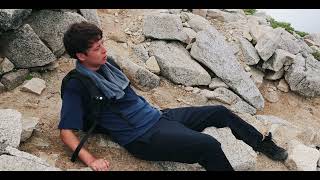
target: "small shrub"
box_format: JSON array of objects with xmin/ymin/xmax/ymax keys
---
[
  {"xmin": 26, "ymin": 74, "xmax": 33, "ymax": 80},
  {"xmin": 294, "ymin": 30, "xmax": 308, "ymax": 37},
  {"xmin": 243, "ymin": 9, "xmax": 256, "ymax": 15},
  {"xmin": 312, "ymin": 51, "xmax": 320, "ymax": 61},
  {"xmin": 269, "ymin": 18, "xmax": 295, "ymax": 34}
]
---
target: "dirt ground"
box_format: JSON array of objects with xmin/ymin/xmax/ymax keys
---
[{"xmin": 0, "ymin": 9, "xmax": 319, "ymax": 171}]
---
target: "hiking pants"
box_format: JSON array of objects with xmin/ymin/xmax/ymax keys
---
[{"xmin": 124, "ymin": 105, "xmax": 263, "ymax": 171}]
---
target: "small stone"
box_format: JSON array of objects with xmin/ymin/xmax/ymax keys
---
[{"xmin": 185, "ymin": 86, "xmax": 193, "ymax": 91}]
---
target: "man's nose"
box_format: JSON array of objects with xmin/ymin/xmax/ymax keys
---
[{"xmin": 102, "ymin": 46, "xmax": 107, "ymax": 54}]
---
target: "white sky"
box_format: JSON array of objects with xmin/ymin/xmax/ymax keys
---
[{"xmin": 258, "ymin": 9, "xmax": 320, "ymax": 34}]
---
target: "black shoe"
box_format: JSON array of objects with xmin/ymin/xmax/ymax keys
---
[{"xmin": 255, "ymin": 132, "xmax": 288, "ymax": 161}]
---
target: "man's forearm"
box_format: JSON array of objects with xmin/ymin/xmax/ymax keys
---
[{"xmin": 60, "ymin": 130, "xmax": 97, "ymax": 166}]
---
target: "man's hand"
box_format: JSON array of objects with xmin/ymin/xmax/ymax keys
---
[{"xmin": 89, "ymin": 158, "xmax": 110, "ymax": 171}]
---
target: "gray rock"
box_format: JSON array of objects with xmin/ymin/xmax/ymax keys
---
[
  {"xmin": 1, "ymin": 69, "xmax": 29, "ymax": 90},
  {"xmin": 21, "ymin": 78, "xmax": 46, "ymax": 95},
  {"xmin": 231, "ymin": 100, "xmax": 257, "ymax": 115},
  {"xmin": 145, "ymin": 56, "xmax": 160, "ymax": 75},
  {"xmin": 255, "ymin": 115, "xmax": 291, "ymax": 126},
  {"xmin": 187, "ymin": 14, "xmax": 215, "ymax": 32},
  {"xmin": 262, "ymin": 49, "xmax": 295, "ymax": 72},
  {"xmin": 20, "ymin": 117, "xmax": 39, "ymax": 142},
  {"xmin": 183, "ymin": 28, "xmax": 197, "ymax": 44},
  {"xmin": 209, "ymin": 78, "xmax": 228, "ymax": 90},
  {"xmin": 247, "ymin": 15, "xmax": 268, "ymax": 26},
  {"xmin": 27, "ymin": 10, "xmax": 87, "ymax": 57},
  {"xmin": 255, "ymin": 28, "xmax": 282, "ymax": 61},
  {"xmin": 277, "ymin": 79, "xmax": 289, "ymax": 92},
  {"xmin": 265, "ymin": 68, "xmax": 285, "ymax": 80},
  {"xmin": 149, "ymin": 41, "xmax": 211, "ymax": 86},
  {"xmin": 249, "ymin": 24, "xmax": 273, "ymax": 45},
  {"xmin": 223, "ymin": 9, "xmax": 245, "ymax": 15},
  {"xmin": 157, "ymin": 161, "xmax": 203, "ymax": 171},
  {"xmin": 285, "ymin": 140, "xmax": 320, "ymax": 171},
  {"xmin": 192, "ymin": 9, "xmax": 207, "ymax": 18},
  {"xmin": 285, "ymin": 54, "xmax": 320, "ymax": 97},
  {"xmin": 0, "ymin": 82, "xmax": 5, "ymax": 93},
  {"xmin": 199, "ymin": 89, "xmax": 233, "ymax": 105},
  {"xmin": 168, "ymin": 9, "xmax": 182, "ymax": 14},
  {"xmin": 0, "ymin": 57, "xmax": 14, "ymax": 75},
  {"xmin": 207, "ymin": 9, "xmax": 245, "ymax": 22},
  {"xmin": 212, "ymin": 87, "xmax": 256, "ymax": 115},
  {"xmin": 264, "ymin": 89, "xmax": 279, "ymax": 103},
  {"xmin": 250, "ymin": 67, "xmax": 264, "ymax": 88},
  {"xmin": 0, "ymin": 109, "xmax": 22, "ymax": 148},
  {"xmin": 203, "ymin": 127, "xmax": 257, "ymax": 171},
  {"xmin": 67, "ymin": 167, "xmax": 93, "ymax": 171},
  {"xmin": 0, "ymin": 146, "xmax": 60, "ymax": 171},
  {"xmin": 3, "ymin": 24, "xmax": 56, "ymax": 68},
  {"xmin": 143, "ymin": 14, "xmax": 188, "ymax": 42},
  {"xmin": 238, "ymin": 37, "xmax": 260, "ymax": 65},
  {"xmin": 278, "ymin": 29, "xmax": 301, "ymax": 55},
  {"xmin": 305, "ymin": 33, "xmax": 320, "ymax": 47},
  {"xmin": 0, "ymin": 9, "xmax": 32, "ymax": 31},
  {"xmin": 112, "ymin": 55, "xmax": 160, "ymax": 91},
  {"xmin": 190, "ymin": 28, "xmax": 264, "ymax": 110},
  {"xmin": 132, "ymin": 44, "xmax": 149, "ymax": 63},
  {"xmin": 38, "ymin": 152, "xmax": 59, "ymax": 167},
  {"xmin": 79, "ymin": 9, "xmax": 101, "ymax": 28},
  {"xmin": 304, "ymin": 39, "xmax": 317, "ymax": 47}
]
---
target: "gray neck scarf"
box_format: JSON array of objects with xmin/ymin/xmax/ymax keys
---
[{"xmin": 76, "ymin": 60, "xmax": 130, "ymax": 100}]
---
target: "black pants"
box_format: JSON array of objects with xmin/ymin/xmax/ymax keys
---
[{"xmin": 124, "ymin": 105, "xmax": 263, "ymax": 171}]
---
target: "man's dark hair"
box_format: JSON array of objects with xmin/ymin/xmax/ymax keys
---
[{"xmin": 63, "ymin": 21, "xmax": 103, "ymax": 59}]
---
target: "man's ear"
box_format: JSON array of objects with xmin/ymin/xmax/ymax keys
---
[{"xmin": 76, "ymin": 52, "xmax": 86, "ymax": 62}]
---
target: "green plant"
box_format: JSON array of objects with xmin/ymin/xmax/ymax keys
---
[
  {"xmin": 269, "ymin": 18, "xmax": 295, "ymax": 33},
  {"xmin": 294, "ymin": 30, "xmax": 308, "ymax": 37},
  {"xmin": 243, "ymin": 9, "xmax": 256, "ymax": 15},
  {"xmin": 312, "ymin": 51, "xmax": 320, "ymax": 61},
  {"xmin": 26, "ymin": 74, "xmax": 33, "ymax": 80}
]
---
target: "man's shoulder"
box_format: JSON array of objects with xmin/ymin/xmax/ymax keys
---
[{"xmin": 61, "ymin": 70, "xmax": 89, "ymax": 98}]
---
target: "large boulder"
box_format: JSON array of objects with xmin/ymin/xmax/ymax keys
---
[
  {"xmin": 203, "ymin": 127, "xmax": 257, "ymax": 171},
  {"xmin": 143, "ymin": 14, "xmax": 188, "ymax": 43},
  {"xmin": 255, "ymin": 28, "xmax": 282, "ymax": 61},
  {"xmin": 0, "ymin": 109, "xmax": 22, "ymax": 148},
  {"xmin": 2, "ymin": 24, "xmax": 56, "ymax": 68},
  {"xmin": 79, "ymin": 9, "xmax": 101, "ymax": 28},
  {"xmin": 190, "ymin": 28, "xmax": 264, "ymax": 110},
  {"xmin": 0, "ymin": 57, "xmax": 15, "ymax": 75},
  {"xmin": 186, "ymin": 13, "xmax": 215, "ymax": 32},
  {"xmin": 262, "ymin": 49, "xmax": 295, "ymax": 72},
  {"xmin": 27, "ymin": 10, "xmax": 87, "ymax": 57},
  {"xmin": 278, "ymin": 29, "xmax": 301, "ymax": 55},
  {"xmin": 148, "ymin": 41, "xmax": 211, "ymax": 86},
  {"xmin": 109, "ymin": 55, "xmax": 160, "ymax": 91},
  {"xmin": 238, "ymin": 37, "xmax": 260, "ymax": 65},
  {"xmin": 0, "ymin": 9, "xmax": 32, "ymax": 32},
  {"xmin": 1, "ymin": 69, "xmax": 29, "ymax": 90},
  {"xmin": 305, "ymin": 33, "xmax": 320, "ymax": 47},
  {"xmin": 206, "ymin": 9, "xmax": 246, "ymax": 22},
  {"xmin": 0, "ymin": 146, "xmax": 60, "ymax": 171},
  {"xmin": 285, "ymin": 53, "xmax": 320, "ymax": 97},
  {"xmin": 285, "ymin": 140, "xmax": 320, "ymax": 171}
]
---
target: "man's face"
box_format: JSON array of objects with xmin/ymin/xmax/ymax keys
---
[{"xmin": 77, "ymin": 39, "xmax": 107, "ymax": 68}]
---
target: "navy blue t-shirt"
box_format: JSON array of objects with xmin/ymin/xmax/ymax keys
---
[{"xmin": 58, "ymin": 71, "xmax": 162, "ymax": 146}]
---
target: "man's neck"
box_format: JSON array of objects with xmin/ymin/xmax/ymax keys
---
[{"xmin": 80, "ymin": 62, "xmax": 101, "ymax": 71}]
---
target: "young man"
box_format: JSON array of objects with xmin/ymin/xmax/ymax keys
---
[{"xmin": 59, "ymin": 22, "xmax": 288, "ymax": 171}]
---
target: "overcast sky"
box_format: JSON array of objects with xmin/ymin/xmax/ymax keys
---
[{"xmin": 258, "ymin": 9, "xmax": 320, "ymax": 34}]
